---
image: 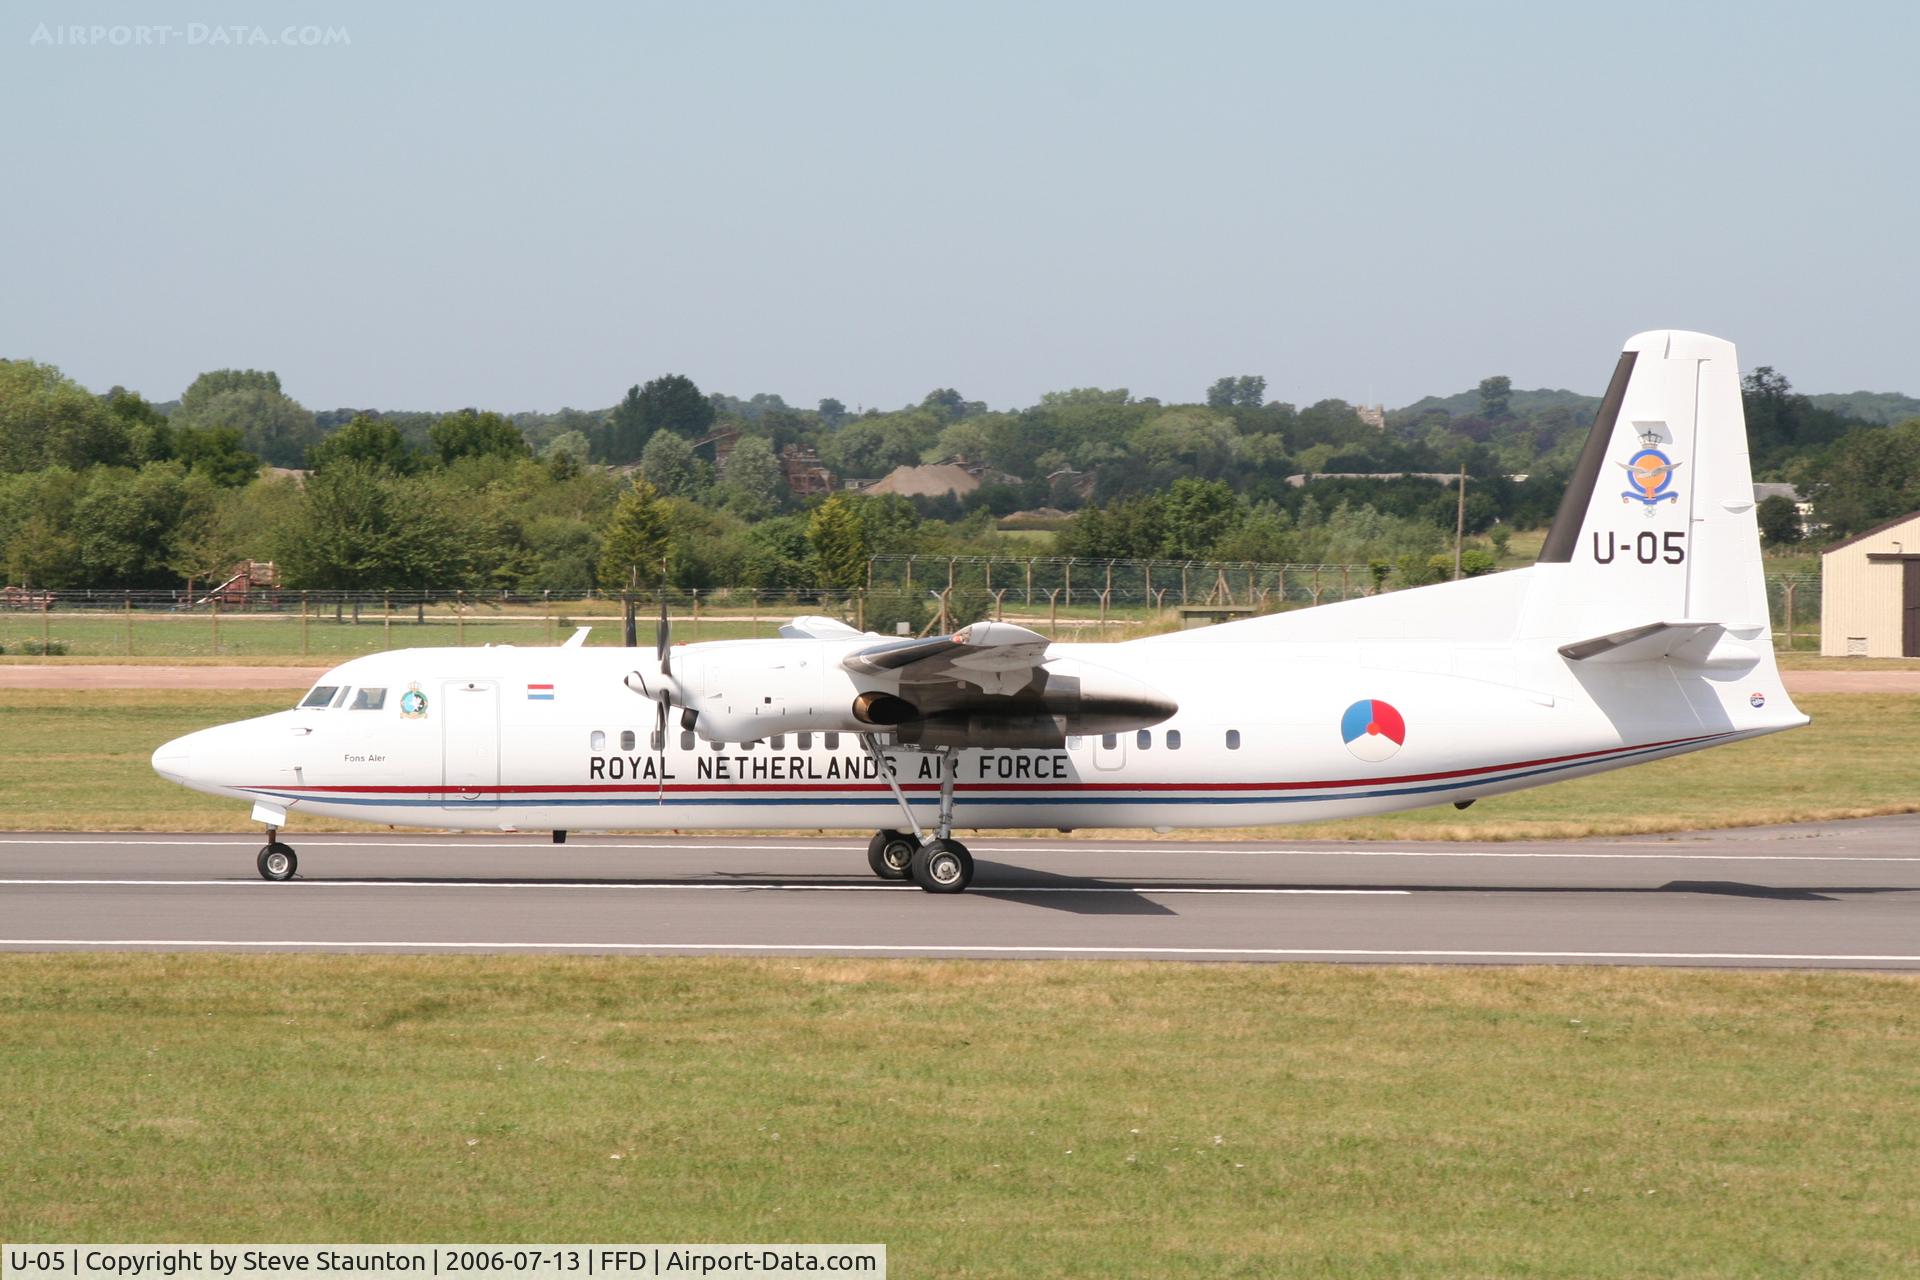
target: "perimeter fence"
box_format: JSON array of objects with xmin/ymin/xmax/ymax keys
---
[{"xmin": 0, "ymin": 565, "xmax": 1824, "ymax": 658}]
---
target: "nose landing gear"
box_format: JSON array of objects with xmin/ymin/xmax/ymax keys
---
[{"xmin": 257, "ymin": 824, "xmax": 298, "ymax": 881}]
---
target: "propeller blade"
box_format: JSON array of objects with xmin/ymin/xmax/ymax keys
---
[
  {"xmin": 655, "ymin": 699, "xmax": 669, "ymax": 802},
  {"xmin": 656, "ymin": 598, "xmax": 671, "ymax": 677}
]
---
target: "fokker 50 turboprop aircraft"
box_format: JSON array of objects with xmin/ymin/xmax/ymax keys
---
[{"xmin": 153, "ymin": 331, "xmax": 1806, "ymax": 892}]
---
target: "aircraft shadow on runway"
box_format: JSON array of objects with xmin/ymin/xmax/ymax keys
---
[{"xmin": 277, "ymin": 866, "xmax": 1917, "ymax": 917}]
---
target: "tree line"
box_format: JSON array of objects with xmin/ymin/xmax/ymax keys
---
[{"xmin": 0, "ymin": 354, "xmax": 1913, "ymax": 594}]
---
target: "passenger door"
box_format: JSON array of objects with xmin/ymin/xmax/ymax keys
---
[{"xmin": 442, "ymin": 679, "xmax": 500, "ymax": 810}]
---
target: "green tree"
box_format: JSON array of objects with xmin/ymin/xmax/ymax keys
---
[
  {"xmin": 1756, "ymin": 494, "xmax": 1803, "ymax": 546},
  {"xmin": 1159, "ymin": 478, "xmax": 1244, "ymax": 558},
  {"xmin": 716, "ymin": 435, "xmax": 784, "ymax": 519},
  {"xmin": 309, "ymin": 415, "xmax": 416, "ymax": 473},
  {"xmin": 819, "ymin": 411, "xmax": 940, "ymax": 478},
  {"xmin": 0, "ymin": 467, "xmax": 86, "ymax": 586},
  {"xmin": 806, "ymin": 493, "xmax": 871, "ymax": 590},
  {"xmin": 429, "ymin": 410, "xmax": 530, "ymax": 465},
  {"xmin": 1131, "ymin": 408, "xmax": 1238, "ymax": 476},
  {"xmin": 73, "ymin": 464, "xmax": 216, "ymax": 587},
  {"xmin": 817, "ymin": 398, "xmax": 848, "ymax": 428},
  {"xmin": 636, "ymin": 374, "xmax": 716, "ymax": 439},
  {"xmin": 171, "ymin": 426, "xmax": 260, "ymax": 487},
  {"xmin": 277, "ymin": 462, "xmax": 477, "ymax": 589},
  {"xmin": 639, "ymin": 429, "xmax": 709, "ymax": 499},
  {"xmin": 596, "ymin": 476, "xmax": 671, "ymax": 591},
  {"xmin": 0, "ymin": 360, "xmax": 131, "ymax": 472},
  {"xmin": 1478, "ymin": 375, "xmax": 1513, "ymax": 420},
  {"xmin": 1803, "ymin": 419, "xmax": 1920, "ymax": 538},
  {"xmin": 174, "ymin": 369, "xmax": 318, "ymax": 467},
  {"xmin": 540, "ymin": 430, "xmax": 592, "ymax": 481}
]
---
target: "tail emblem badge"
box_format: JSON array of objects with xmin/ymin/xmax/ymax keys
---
[{"xmin": 1621, "ymin": 429, "xmax": 1682, "ymax": 514}]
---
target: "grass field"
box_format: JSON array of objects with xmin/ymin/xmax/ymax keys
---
[
  {"xmin": 0, "ymin": 956, "xmax": 1913, "ymax": 1275},
  {"xmin": 1, "ymin": 689, "xmax": 1915, "ymax": 839},
  {"xmin": 0, "ymin": 606, "xmax": 1152, "ymax": 658}
]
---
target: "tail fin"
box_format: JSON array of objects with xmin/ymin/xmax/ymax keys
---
[{"xmin": 1521, "ymin": 331, "xmax": 1768, "ymax": 643}]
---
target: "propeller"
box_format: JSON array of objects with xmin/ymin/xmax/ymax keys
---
[{"xmin": 623, "ymin": 597, "xmax": 683, "ymax": 802}]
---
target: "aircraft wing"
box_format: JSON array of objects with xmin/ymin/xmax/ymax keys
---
[
  {"xmin": 842, "ymin": 621, "xmax": 1051, "ymax": 696},
  {"xmin": 779, "ymin": 615, "xmax": 869, "ymax": 640}
]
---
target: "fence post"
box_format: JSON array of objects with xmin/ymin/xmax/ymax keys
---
[
  {"xmin": 42, "ymin": 596, "xmax": 51, "ymax": 654},
  {"xmin": 692, "ymin": 589, "xmax": 701, "ymax": 641},
  {"xmin": 211, "ymin": 596, "xmax": 220, "ymax": 656},
  {"xmin": 301, "ymin": 592, "xmax": 309, "ymax": 656},
  {"xmin": 1048, "ymin": 588, "xmax": 1059, "ymax": 635},
  {"xmin": 545, "ymin": 590, "xmax": 553, "ymax": 645},
  {"xmin": 1784, "ymin": 581, "xmax": 1796, "ymax": 650},
  {"xmin": 855, "ymin": 589, "xmax": 865, "ymax": 632},
  {"xmin": 124, "ymin": 591, "xmax": 133, "ymax": 656},
  {"xmin": 456, "ymin": 591, "xmax": 464, "ymax": 646},
  {"xmin": 1025, "ymin": 558, "xmax": 1034, "ymax": 605},
  {"xmin": 1064, "ymin": 560, "xmax": 1073, "ymax": 608},
  {"xmin": 383, "ymin": 591, "xmax": 392, "ymax": 649}
]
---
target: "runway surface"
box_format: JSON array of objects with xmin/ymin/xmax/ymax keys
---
[{"xmin": 2, "ymin": 817, "xmax": 1917, "ymax": 968}]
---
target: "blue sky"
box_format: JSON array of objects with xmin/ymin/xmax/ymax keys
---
[{"xmin": 3, "ymin": 0, "xmax": 1915, "ymax": 413}]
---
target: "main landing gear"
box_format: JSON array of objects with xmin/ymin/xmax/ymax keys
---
[
  {"xmin": 257, "ymin": 824, "xmax": 297, "ymax": 881},
  {"xmin": 860, "ymin": 737, "xmax": 974, "ymax": 894}
]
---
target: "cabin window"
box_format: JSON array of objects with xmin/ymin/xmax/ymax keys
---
[
  {"xmin": 300, "ymin": 685, "xmax": 339, "ymax": 709},
  {"xmin": 797, "ymin": 732, "xmax": 813, "ymax": 749},
  {"xmin": 350, "ymin": 687, "xmax": 387, "ymax": 711},
  {"xmin": 742, "ymin": 738, "xmax": 756, "ymax": 751},
  {"xmin": 1137, "ymin": 730, "xmax": 1152, "ymax": 750},
  {"xmin": 590, "ymin": 730, "xmax": 607, "ymax": 751},
  {"xmin": 649, "ymin": 729, "xmax": 664, "ymax": 752},
  {"xmin": 711, "ymin": 739, "xmax": 723, "ymax": 752},
  {"xmin": 680, "ymin": 730, "xmax": 695, "ymax": 751},
  {"xmin": 1066, "ymin": 735, "xmax": 1083, "ymax": 750},
  {"xmin": 619, "ymin": 730, "xmax": 636, "ymax": 752},
  {"xmin": 769, "ymin": 735, "xmax": 785, "ymax": 749},
  {"xmin": 1225, "ymin": 729, "xmax": 1241, "ymax": 750},
  {"xmin": 1101, "ymin": 734, "xmax": 1117, "ymax": 750},
  {"xmin": 824, "ymin": 732, "xmax": 840, "ymax": 750},
  {"xmin": 1166, "ymin": 729, "xmax": 1181, "ymax": 750}
]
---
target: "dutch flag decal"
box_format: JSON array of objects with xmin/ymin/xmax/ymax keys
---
[
  {"xmin": 526, "ymin": 683, "xmax": 555, "ymax": 701},
  {"xmin": 1340, "ymin": 699, "xmax": 1406, "ymax": 762}
]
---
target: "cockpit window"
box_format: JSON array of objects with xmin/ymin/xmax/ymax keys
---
[
  {"xmin": 300, "ymin": 685, "xmax": 340, "ymax": 709},
  {"xmin": 350, "ymin": 687, "xmax": 387, "ymax": 711},
  {"xmin": 332, "ymin": 687, "xmax": 352, "ymax": 708}
]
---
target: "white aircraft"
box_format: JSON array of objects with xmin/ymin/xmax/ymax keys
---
[{"xmin": 153, "ymin": 331, "xmax": 1806, "ymax": 892}]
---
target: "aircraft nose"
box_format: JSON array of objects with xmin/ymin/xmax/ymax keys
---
[{"xmin": 151, "ymin": 735, "xmax": 195, "ymax": 783}]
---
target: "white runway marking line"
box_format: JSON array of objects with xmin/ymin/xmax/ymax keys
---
[
  {"xmin": 0, "ymin": 878, "xmax": 1408, "ymax": 896},
  {"xmin": 0, "ymin": 939, "xmax": 1915, "ymax": 964},
  {"xmin": 3, "ymin": 837, "xmax": 1918, "ymax": 864}
]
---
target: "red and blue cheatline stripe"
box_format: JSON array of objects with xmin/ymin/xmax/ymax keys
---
[
  {"xmin": 526, "ymin": 684, "xmax": 555, "ymax": 701},
  {"xmin": 235, "ymin": 731, "xmax": 1736, "ymax": 810}
]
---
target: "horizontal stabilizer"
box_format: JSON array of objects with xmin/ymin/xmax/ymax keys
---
[
  {"xmin": 779, "ymin": 615, "xmax": 867, "ymax": 640},
  {"xmin": 561, "ymin": 626, "xmax": 592, "ymax": 648},
  {"xmin": 1559, "ymin": 620, "xmax": 1725, "ymax": 664}
]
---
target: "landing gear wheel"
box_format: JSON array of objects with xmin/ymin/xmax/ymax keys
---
[
  {"xmin": 257, "ymin": 842, "xmax": 297, "ymax": 881},
  {"xmin": 910, "ymin": 838, "xmax": 973, "ymax": 894},
  {"xmin": 867, "ymin": 829, "xmax": 917, "ymax": 881}
]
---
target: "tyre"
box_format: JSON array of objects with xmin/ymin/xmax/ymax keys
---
[
  {"xmin": 257, "ymin": 843, "xmax": 297, "ymax": 881},
  {"xmin": 910, "ymin": 838, "xmax": 973, "ymax": 894},
  {"xmin": 867, "ymin": 829, "xmax": 917, "ymax": 881}
]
